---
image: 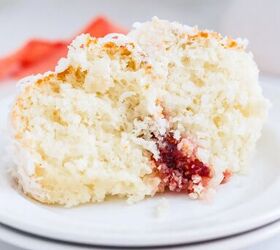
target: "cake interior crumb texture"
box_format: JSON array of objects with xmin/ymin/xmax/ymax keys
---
[{"xmin": 10, "ymin": 17, "xmax": 269, "ymax": 207}]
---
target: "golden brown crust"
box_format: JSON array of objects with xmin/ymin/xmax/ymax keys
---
[{"xmin": 180, "ymin": 30, "xmax": 244, "ymax": 50}]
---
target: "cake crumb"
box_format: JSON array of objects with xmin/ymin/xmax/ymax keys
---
[{"xmin": 154, "ymin": 198, "xmax": 169, "ymax": 218}]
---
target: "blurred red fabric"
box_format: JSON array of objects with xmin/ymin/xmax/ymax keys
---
[{"xmin": 0, "ymin": 16, "xmax": 127, "ymax": 81}]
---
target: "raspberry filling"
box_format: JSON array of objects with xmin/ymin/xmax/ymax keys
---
[
  {"xmin": 152, "ymin": 133, "xmax": 212, "ymax": 194},
  {"xmin": 221, "ymin": 169, "xmax": 232, "ymax": 184}
]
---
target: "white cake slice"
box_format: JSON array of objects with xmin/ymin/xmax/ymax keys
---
[{"xmin": 10, "ymin": 18, "xmax": 269, "ymax": 207}]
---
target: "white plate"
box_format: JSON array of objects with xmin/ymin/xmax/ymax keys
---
[
  {"xmin": 1, "ymin": 208, "xmax": 280, "ymax": 250},
  {"xmin": 0, "ymin": 75, "xmax": 280, "ymax": 248}
]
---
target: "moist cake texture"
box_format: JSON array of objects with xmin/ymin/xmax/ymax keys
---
[{"xmin": 10, "ymin": 18, "xmax": 269, "ymax": 206}]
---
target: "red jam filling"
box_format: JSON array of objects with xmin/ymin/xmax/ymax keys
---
[
  {"xmin": 221, "ymin": 169, "xmax": 232, "ymax": 184},
  {"xmin": 152, "ymin": 133, "xmax": 212, "ymax": 193}
]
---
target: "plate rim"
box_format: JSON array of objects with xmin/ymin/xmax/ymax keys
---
[{"xmin": 1, "ymin": 216, "xmax": 280, "ymax": 249}]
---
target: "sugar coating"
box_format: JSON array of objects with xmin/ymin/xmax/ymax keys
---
[{"xmin": 10, "ymin": 18, "xmax": 269, "ymax": 207}]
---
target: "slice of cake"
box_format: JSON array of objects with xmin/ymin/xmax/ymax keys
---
[{"xmin": 10, "ymin": 18, "xmax": 269, "ymax": 207}]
